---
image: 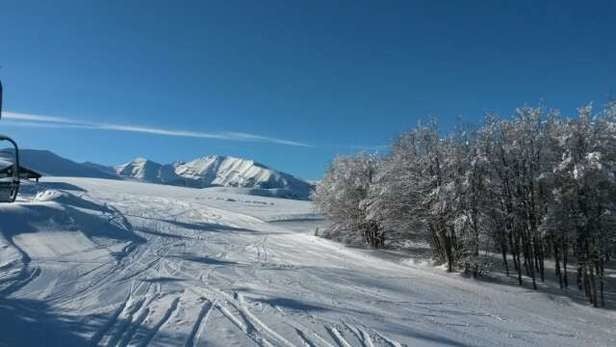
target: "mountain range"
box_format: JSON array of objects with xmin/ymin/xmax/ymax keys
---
[{"xmin": 2, "ymin": 149, "xmax": 314, "ymax": 200}]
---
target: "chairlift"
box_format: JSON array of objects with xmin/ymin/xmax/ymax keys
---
[
  {"xmin": 0, "ymin": 136, "xmax": 20, "ymax": 202},
  {"xmin": 0, "ymin": 79, "xmax": 22, "ymax": 202}
]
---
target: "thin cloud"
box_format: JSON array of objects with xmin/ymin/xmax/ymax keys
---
[
  {"xmin": 347, "ymin": 144, "xmax": 389, "ymax": 151},
  {"xmin": 2, "ymin": 111, "xmax": 311, "ymax": 147},
  {"xmin": 3, "ymin": 112, "xmax": 74, "ymax": 123}
]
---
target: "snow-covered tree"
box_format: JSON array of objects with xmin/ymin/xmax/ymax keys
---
[
  {"xmin": 315, "ymin": 102, "xmax": 616, "ymax": 306},
  {"xmin": 313, "ymin": 153, "xmax": 383, "ymax": 247},
  {"xmin": 544, "ymin": 104, "xmax": 616, "ymax": 306}
]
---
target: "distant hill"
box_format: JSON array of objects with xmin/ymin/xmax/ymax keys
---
[
  {"xmin": 2, "ymin": 149, "xmax": 314, "ymax": 200},
  {"xmin": 81, "ymin": 162, "xmax": 118, "ymax": 176},
  {"xmin": 0, "ymin": 149, "xmax": 118, "ymax": 179}
]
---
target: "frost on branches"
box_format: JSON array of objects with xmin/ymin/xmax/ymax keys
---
[{"xmin": 314, "ymin": 103, "xmax": 616, "ymax": 307}]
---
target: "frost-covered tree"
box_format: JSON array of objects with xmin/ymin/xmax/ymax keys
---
[
  {"xmin": 364, "ymin": 128, "xmax": 434, "ymax": 250},
  {"xmin": 544, "ymin": 104, "xmax": 616, "ymax": 306},
  {"xmin": 366, "ymin": 122, "xmax": 467, "ymax": 271},
  {"xmin": 449, "ymin": 125, "xmax": 491, "ymax": 276},
  {"xmin": 315, "ymin": 102, "xmax": 616, "ymax": 306},
  {"xmin": 313, "ymin": 153, "xmax": 383, "ymax": 247}
]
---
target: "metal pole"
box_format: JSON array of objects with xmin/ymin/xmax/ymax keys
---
[{"xmin": 0, "ymin": 79, "xmax": 3, "ymax": 120}]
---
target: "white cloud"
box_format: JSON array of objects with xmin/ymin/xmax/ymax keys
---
[
  {"xmin": 3, "ymin": 112, "xmax": 73, "ymax": 123},
  {"xmin": 2, "ymin": 111, "xmax": 311, "ymax": 147}
]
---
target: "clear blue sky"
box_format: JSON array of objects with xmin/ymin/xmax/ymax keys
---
[{"xmin": 1, "ymin": 1, "xmax": 614, "ymax": 179}]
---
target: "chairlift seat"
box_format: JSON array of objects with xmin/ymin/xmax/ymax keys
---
[
  {"xmin": 0, "ymin": 80, "xmax": 31, "ymax": 202},
  {"xmin": 0, "ymin": 179, "xmax": 19, "ymax": 202},
  {"xmin": 0, "ymin": 135, "xmax": 22, "ymax": 203}
]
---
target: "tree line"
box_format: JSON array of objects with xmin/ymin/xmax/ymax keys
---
[{"xmin": 314, "ymin": 103, "xmax": 616, "ymax": 307}]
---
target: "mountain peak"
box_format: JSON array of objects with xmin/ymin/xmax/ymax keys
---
[
  {"xmin": 121, "ymin": 157, "xmax": 157, "ymax": 166},
  {"xmin": 117, "ymin": 154, "xmax": 313, "ymax": 199}
]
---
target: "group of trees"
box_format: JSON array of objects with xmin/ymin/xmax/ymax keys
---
[{"xmin": 314, "ymin": 103, "xmax": 616, "ymax": 307}]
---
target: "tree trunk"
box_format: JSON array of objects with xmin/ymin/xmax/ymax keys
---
[
  {"xmin": 598, "ymin": 258, "xmax": 605, "ymax": 307},
  {"xmin": 509, "ymin": 231, "xmax": 519, "ymax": 272},
  {"xmin": 577, "ymin": 262, "xmax": 584, "ymax": 291},
  {"xmin": 501, "ymin": 236, "xmax": 509, "ymax": 277},
  {"xmin": 589, "ymin": 263, "xmax": 597, "ymax": 307},
  {"xmin": 538, "ymin": 240, "xmax": 545, "ymax": 282},
  {"xmin": 562, "ymin": 236, "xmax": 569, "ymax": 289},
  {"xmin": 554, "ymin": 241, "xmax": 563, "ymax": 289}
]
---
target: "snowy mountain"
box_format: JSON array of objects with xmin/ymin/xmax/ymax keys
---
[
  {"xmin": 116, "ymin": 155, "xmax": 314, "ymax": 199},
  {"xmin": 176, "ymin": 155, "xmax": 313, "ymax": 193},
  {"xmin": 114, "ymin": 157, "xmax": 180, "ymax": 185},
  {"xmin": 4, "ymin": 149, "xmax": 313, "ymax": 199}
]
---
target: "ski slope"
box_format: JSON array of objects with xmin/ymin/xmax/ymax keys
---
[{"xmin": 1, "ymin": 177, "xmax": 615, "ymax": 346}]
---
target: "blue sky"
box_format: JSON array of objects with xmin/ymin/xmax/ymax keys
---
[{"xmin": 0, "ymin": 1, "xmax": 614, "ymax": 179}]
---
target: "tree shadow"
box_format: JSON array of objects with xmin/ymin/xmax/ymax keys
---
[
  {"xmin": 162, "ymin": 219, "xmax": 259, "ymax": 234},
  {"xmin": 126, "ymin": 213, "xmax": 259, "ymax": 234},
  {"xmin": 141, "ymin": 276, "xmax": 185, "ymax": 283},
  {"xmin": 0, "ymin": 297, "xmax": 90, "ymax": 347},
  {"xmin": 376, "ymin": 320, "xmax": 470, "ymax": 347},
  {"xmin": 254, "ymin": 297, "xmax": 330, "ymax": 312},
  {"xmin": 168, "ymin": 252, "xmax": 239, "ymax": 266},
  {"xmin": 0, "ymin": 296, "xmax": 189, "ymax": 346},
  {"xmin": 137, "ymin": 226, "xmax": 193, "ymax": 240},
  {"xmin": 471, "ymin": 255, "xmax": 616, "ymax": 311}
]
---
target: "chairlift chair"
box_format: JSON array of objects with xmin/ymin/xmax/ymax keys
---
[{"xmin": 0, "ymin": 80, "xmax": 21, "ymax": 202}]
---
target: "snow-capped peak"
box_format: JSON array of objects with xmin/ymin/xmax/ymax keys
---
[
  {"xmin": 115, "ymin": 158, "xmax": 177, "ymax": 184},
  {"xmin": 115, "ymin": 155, "xmax": 313, "ymax": 199}
]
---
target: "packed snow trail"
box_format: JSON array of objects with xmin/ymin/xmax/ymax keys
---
[{"xmin": 1, "ymin": 178, "xmax": 615, "ymax": 346}]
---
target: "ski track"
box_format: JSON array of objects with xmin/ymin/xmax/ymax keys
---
[
  {"xmin": 342, "ymin": 321, "xmax": 375, "ymax": 347},
  {"xmin": 184, "ymin": 300, "xmax": 214, "ymax": 347},
  {"xmin": 358, "ymin": 326, "xmax": 376, "ymax": 347},
  {"xmin": 0, "ymin": 266, "xmax": 41, "ymax": 296},
  {"xmin": 373, "ymin": 331, "xmax": 403, "ymax": 347},
  {"xmin": 90, "ymin": 290, "xmax": 133, "ymax": 346},
  {"xmin": 1, "ymin": 177, "xmax": 616, "ymax": 347},
  {"xmin": 327, "ymin": 327, "xmax": 352, "ymax": 347},
  {"xmin": 138, "ymin": 297, "xmax": 180, "ymax": 347}
]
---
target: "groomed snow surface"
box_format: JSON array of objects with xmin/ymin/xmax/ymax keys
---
[{"xmin": 1, "ymin": 177, "xmax": 615, "ymax": 346}]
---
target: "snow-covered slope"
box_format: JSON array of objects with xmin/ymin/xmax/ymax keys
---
[
  {"xmin": 1, "ymin": 177, "xmax": 615, "ymax": 347},
  {"xmin": 117, "ymin": 155, "xmax": 314, "ymax": 199}
]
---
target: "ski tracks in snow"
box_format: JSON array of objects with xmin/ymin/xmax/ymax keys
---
[
  {"xmin": 91, "ymin": 280, "xmax": 182, "ymax": 347},
  {"xmin": 184, "ymin": 299, "xmax": 215, "ymax": 347},
  {"xmin": 11, "ymin": 185, "xmax": 405, "ymax": 347}
]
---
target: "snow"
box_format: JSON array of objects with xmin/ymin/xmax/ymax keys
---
[
  {"xmin": 2, "ymin": 150, "xmax": 314, "ymax": 200},
  {"xmin": 117, "ymin": 155, "xmax": 315, "ymax": 200},
  {"xmin": 1, "ymin": 177, "xmax": 615, "ymax": 346},
  {"xmin": 116, "ymin": 158, "xmax": 178, "ymax": 184}
]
